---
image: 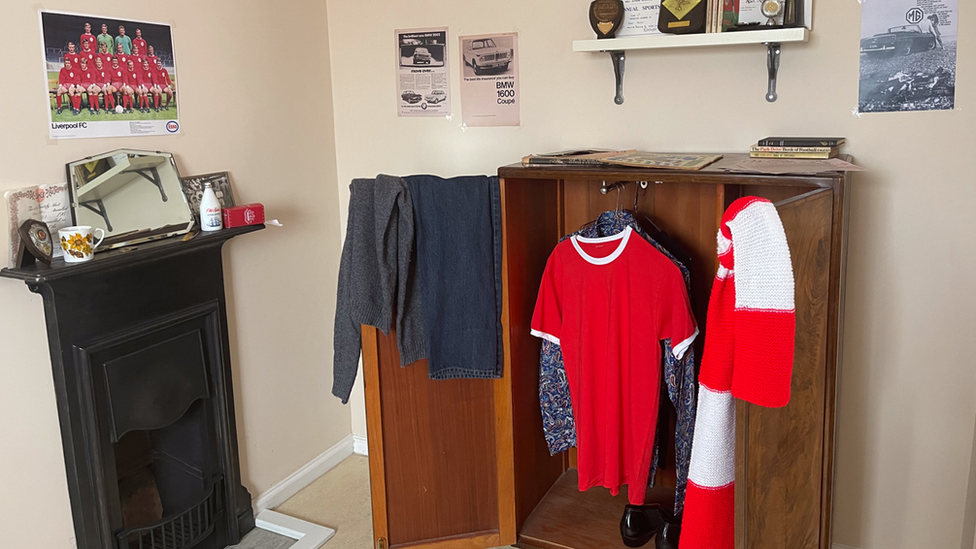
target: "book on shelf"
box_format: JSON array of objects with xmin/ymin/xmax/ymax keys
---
[
  {"xmin": 751, "ymin": 145, "xmax": 837, "ymax": 153},
  {"xmin": 722, "ymin": 0, "xmax": 739, "ymax": 30},
  {"xmin": 749, "ymin": 150, "xmax": 839, "ymax": 159},
  {"xmin": 521, "ymin": 149, "xmax": 636, "ymax": 166},
  {"xmin": 757, "ymin": 137, "xmax": 846, "ymax": 147}
]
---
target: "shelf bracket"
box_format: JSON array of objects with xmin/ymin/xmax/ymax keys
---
[
  {"xmin": 608, "ymin": 50, "xmax": 625, "ymax": 105},
  {"xmin": 764, "ymin": 42, "xmax": 781, "ymax": 103}
]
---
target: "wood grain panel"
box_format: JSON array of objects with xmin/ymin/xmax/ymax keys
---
[
  {"xmin": 738, "ymin": 185, "xmax": 817, "ymax": 206},
  {"xmin": 497, "ymin": 156, "xmax": 844, "ymax": 189},
  {"xmin": 520, "ymin": 470, "xmax": 674, "ymax": 549},
  {"xmin": 363, "ymin": 327, "xmax": 389, "ymax": 548},
  {"xmin": 391, "ymin": 531, "xmax": 501, "ymax": 549},
  {"xmin": 376, "ymin": 328, "xmax": 500, "ymax": 545},
  {"xmin": 740, "ymin": 189, "xmax": 833, "ymax": 549},
  {"xmin": 500, "ymin": 178, "xmax": 566, "ymax": 531},
  {"xmin": 820, "ymin": 174, "xmax": 851, "ymax": 549}
]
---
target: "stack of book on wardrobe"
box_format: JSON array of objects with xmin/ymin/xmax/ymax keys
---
[{"xmin": 749, "ymin": 137, "xmax": 846, "ymax": 159}]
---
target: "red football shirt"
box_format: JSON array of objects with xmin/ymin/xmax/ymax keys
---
[
  {"xmin": 109, "ymin": 65, "xmax": 125, "ymax": 84},
  {"xmin": 79, "ymin": 67, "xmax": 95, "ymax": 85},
  {"xmin": 531, "ymin": 226, "xmax": 697, "ymax": 505},
  {"xmin": 138, "ymin": 66, "xmax": 156, "ymax": 86},
  {"xmin": 80, "ymin": 33, "xmax": 96, "ymax": 51},
  {"xmin": 154, "ymin": 66, "xmax": 172, "ymax": 86},
  {"xmin": 58, "ymin": 66, "xmax": 80, "ymax": 86}
]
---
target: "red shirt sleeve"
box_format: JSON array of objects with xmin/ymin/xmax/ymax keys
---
[
  {"xmin": 530, "ymin": 253, "xmax": 563, "ymax": 345},
  {"xmin": 657, "ymin": 266, "xmax": 698, "ymax": 360}
]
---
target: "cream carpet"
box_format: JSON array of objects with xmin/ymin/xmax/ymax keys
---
[
  {"xmin": 275, "ymin": 455, "xmax": 512, "ymax": 549},
  {"xmin": 276, "ymin": 455, "xmax": 373, "ymax": 549}
]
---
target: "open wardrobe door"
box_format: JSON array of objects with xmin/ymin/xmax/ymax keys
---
[
  {"xmin": 735, "ymin": 188, "xmax": 837, "ymax": 549},
  {"xmin": 361, "ymin": 324, "xmax": 517, "ymax": 549}
]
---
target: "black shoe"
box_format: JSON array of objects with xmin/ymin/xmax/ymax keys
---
[
  {"xmin": 657, "ymin": 519, "xmax": 681, "ymax": 549},
  {"xmin": 620, "ymin": 504, "xmax": 665, "ymax": 548}
]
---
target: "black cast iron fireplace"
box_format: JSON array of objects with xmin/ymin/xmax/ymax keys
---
[{"xmin": 1, "ymin": 226, "xmax": 263, "ymax": 549}]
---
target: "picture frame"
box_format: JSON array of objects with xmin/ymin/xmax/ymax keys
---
[{"xmin": 180, "ymin": 172, "xmax": 236, "ymax": 224}]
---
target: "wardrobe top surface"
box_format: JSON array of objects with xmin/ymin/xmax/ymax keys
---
[{"xmin": 499, "ymin": 153, "xmax": 853, "ymax": 187}]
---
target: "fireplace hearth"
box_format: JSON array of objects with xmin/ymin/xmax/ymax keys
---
[{"xmin": 2, "ymin": 225, "xmax": 263, "ymax": 549}]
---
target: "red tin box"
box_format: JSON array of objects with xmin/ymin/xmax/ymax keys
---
[{"xmin": 223, "ymin": 203, "xmax": 265, "ymax": 228}]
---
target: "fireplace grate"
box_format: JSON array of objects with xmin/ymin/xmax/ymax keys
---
[{"xmin": 116, "ymin": 477, "xmax": 223, "ymax": 549}]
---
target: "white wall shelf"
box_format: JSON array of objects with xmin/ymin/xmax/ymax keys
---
[
  {"xmin": 572, "ymin": 27, "xmax": 808, "ymax": 52},
  {"xmin": 573, "ymin": 28, "xmax": 810, "ymax": 104}
]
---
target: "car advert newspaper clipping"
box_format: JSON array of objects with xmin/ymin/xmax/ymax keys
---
[
  {"xmin": 40, "ymin": 10, "xmax": 181, "ymax": 139},
  {"xmin": 459, "ymin": 33, "xmax": 520, "ymax": 127},
  {"xmin": 858, "ymin": 0, "xmax": 957, "ymax": 113},
  {"xmin": 396, "ymin": 28, "xmax": 451, "ymax": 117}
]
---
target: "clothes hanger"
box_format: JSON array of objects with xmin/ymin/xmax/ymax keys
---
[{"xmin": 625, "ymin": 181, "xmax": 663, "ymax": 234}]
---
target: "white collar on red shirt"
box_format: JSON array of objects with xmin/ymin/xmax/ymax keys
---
[{"xmin": 571, "ymin": 225, "xmax": 632, "ymax": 265}]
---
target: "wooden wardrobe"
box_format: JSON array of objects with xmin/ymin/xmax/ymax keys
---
[{"xmin": 361, "ymin": 156, "xmax": 850, "ymax": 549}]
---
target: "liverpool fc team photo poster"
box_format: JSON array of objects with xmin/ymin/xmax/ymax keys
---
[{"xmin": 40, "ymin": 10, "xmax": 181, "ymax": 139}]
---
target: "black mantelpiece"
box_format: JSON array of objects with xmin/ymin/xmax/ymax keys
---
[{"xmin": 2, "ymin": 225, "xmax": 263, "ymax": 549}]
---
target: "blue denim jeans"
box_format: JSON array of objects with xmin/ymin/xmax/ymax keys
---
[{"xmin": 404, "ymin": 175, "xmax": 503, "ymax": 380}]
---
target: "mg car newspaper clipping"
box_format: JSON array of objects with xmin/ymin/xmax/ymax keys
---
[
  {"xmin": 858, "ymin": 0, "xmax": 957, "ymax": 113},
  {"xmin": 40, "ymin": 10, "xmax": 180, "ymax": 139},
  {"xmin": 396, "ymin": 28, "xmax": 451, "ymax": 117},
  {"xmin": 459, "ymin": 33, "xmax": 520, "ymax": 127}
]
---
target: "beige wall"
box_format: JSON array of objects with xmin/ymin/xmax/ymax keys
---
[
  {"xmin": 0, "ymin": 2, "xmax": 347, "ymax": 548},
  {"xmin": 326, "ymin": 0, "xmax": 976, "ymax": 548}
]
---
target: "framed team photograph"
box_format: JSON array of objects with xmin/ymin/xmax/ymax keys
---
[{"xmin": 39, "ymin": 10, "xmax": 181, "ymax": 139}]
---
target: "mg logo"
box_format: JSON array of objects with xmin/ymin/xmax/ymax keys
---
[
  {"xmin": 166, "ymin": 121, "xmax": 179, "ymax": 133},
  {"xmin": 906, "ymin": 7, "xmax": 924, "ymax": 24}
]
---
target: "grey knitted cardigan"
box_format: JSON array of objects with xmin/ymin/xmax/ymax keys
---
[{"xmin": 332, "ymin": 175, "xmax": 426, "ymax": 403}]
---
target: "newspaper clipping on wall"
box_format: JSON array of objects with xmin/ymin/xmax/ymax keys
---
[
  {"xmin": 40, "ymin": 10, "xmax": 180, "ymax": 139},
  {"xmin": 459, "ymin": 33, "xmax": 520, "ymax": 127},
  {"xmin": 396, "ymin": 28, "xmax": 451, "ymax": 117},
  {"xmin": 617, "ymin": 0, "xmax": 662, "ymax": 37},
  {"xmin": 858, "ymin": 0, "xmax": 957, "ymax": 113}
]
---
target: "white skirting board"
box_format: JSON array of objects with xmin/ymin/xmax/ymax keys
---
[
  {"xmin": 353, "ymin": 435, "xmax": 368, "ymax": 456},
  {"xmin": 254, "ymin": 434, "xmax": 355, "ymax": 513},
  {"xmin": 256, "ymin": 509, "xmax": 335, "ymax": 549}
]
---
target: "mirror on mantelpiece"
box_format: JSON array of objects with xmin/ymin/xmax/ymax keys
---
[{"xmin": 66, "ymin": 149, "xmax": 194, "ymax": 250}]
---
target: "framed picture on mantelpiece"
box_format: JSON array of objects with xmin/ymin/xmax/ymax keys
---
[{"xmin": 180, "ymin": 172, "xmax": 236, "ymax": 224}]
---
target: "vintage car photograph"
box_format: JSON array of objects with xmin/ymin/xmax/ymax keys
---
[
  {"xmin": 424, "ymin": 90, "xmax": 446, "ymax": 104},
  {"xmin": 462, "ymin": 37, "xmax": 513, "ymax": 75},
  {"xmin": 860, "ymin": 25, "xmax": 937, "ymax": 56},
  {"xmin": 397, "ymin": 30, "xmax": 446, "ymax": 68},
  {"xmin": 400, "ymin": 90, "xmax": 422, "ymax": 104},
  {"xmin": 858, "ymin": 2, "xmax": 956, "ymax": 113},
  {"xmin": 413, "ymin": 47, "xmax": 432, "ymax": 65}
]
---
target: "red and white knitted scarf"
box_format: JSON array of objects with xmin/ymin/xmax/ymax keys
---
[{"xmin": 680, "ymin": 197, "xmax": 796, "ymax": 549}]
